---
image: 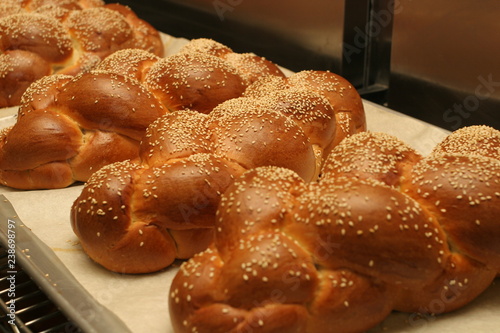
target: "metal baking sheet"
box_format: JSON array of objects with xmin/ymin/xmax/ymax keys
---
[{"xmin": 0, "ymin": 34, "xmax": 498, "ymax": 333}]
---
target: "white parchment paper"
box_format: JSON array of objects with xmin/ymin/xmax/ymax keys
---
[{"xmin": 0, "ymin": 35, "xmax": 498, "ymax": 333}]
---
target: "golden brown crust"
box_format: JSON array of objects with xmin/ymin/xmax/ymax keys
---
[
  {"xmin": 0, "ymin": 1, "xmax": 23, "ymax": 19},
  {"xmin": 139, "ymin": 110, "xmax": 211, "ymax": 165},
  {"xmin": 0, "ymin": 13, "xmax": 74, "ymax": 63},
  {"xmin": 0, "ymin": 69, "xmax": 168, "ymax": 189},
  {"xmin": 95, "ymin": 48, "xmax": 160, "ymax": 82},
  {"xmin": 403, "ymin": 153, "xmax": 500, "ymax": 271},
  {"xmin": 393, "ymin": 253, "xmax": 495, "ymax": 313},
  {"xmin": 0, "ymin": 97, "xmax": 147, "ymax": 190},
  {"xmin": 245, "ymin": 70, "xmax": 366, "ymax": 147},
  {"xmin": 431, "ymin": 124, "xmax": 500, "ymax": 158},
  {"xmin": 144, "ymin": 52, "xmax": 246, "ymax": 114},
  {"xmin": 18, "ymin": 74, "xmax": 73, "ymax": 116},
  {"xmin": 0, "ymin": 0, "xmax": 163, "ymax": 107},
  {"xmin": 178, "ymin": 38, "xmax": 233, "ymax": 57},
  {"xmin": 64, "ymin": 7, "xmax": 134, "ymax": 56},
  {"xmin": 321, "ymin": 131, "xmax": 422, "ymax": 186},
  {"xmin": 55, "ymin": 71, "xmax": 166, "ymax": 140},
  {"xmin": 169, "ymin": 126, "xmax": 500, "ymax": 333},
  {"xmin": 178, "ymin": 38, "xmax": 286, "ymax": 86},
  {"xmin": 0, "ymin": 161, "xmax": 75, "ymax": 190},
  {"xmin": 103, "ymin": 3, "xmax": 164, "ymax": 57},
  {"xmin": 26, "ymin": 0, "xmax": 105, "ymax": 11},
  {"xmin": 259, "ymin": 88, "xmax": 337, "ymax": 172},
  {"xmin": 223, "ymin": 52, "xmax": 285, "ymax": 86},
  {"xmin": 69, "ymin": 130, "xmax": 140, "ymax": 181},
  {"xmin": 0, "ymin": 110, "xmax": 82, "ymax": 171},
  {"xmin": 71, "ymin": 90, "xmax": 342, "ymax": 272},
  {"xmin": 0, "ymin": 50, "xmax": 52, "ymax": 107},
  {"xmin": 70, "ymin": 160, "xmax": 179, "ymax": 274},
  {"xmin": 0, "ymin": 38, "xmax": 305, "ymax": 190},
  {"xmin": 66, "ymin": 39, "xmax": 362, "ymax": 273},
  {"xmin": 71, "ymin": 154, "xmax": 243, "ymax": 273},
  {"xmin": 208, "ymin": 97, "xmax": 317, "ymax": 181}
]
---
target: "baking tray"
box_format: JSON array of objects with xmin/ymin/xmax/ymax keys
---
[
  {"xmin": 0, "ymin": 195, "xmax": 132, "ymax": 333},
  {"xmin": 0, "ymin": 34, "xmax": 499, "ymax": 333}
]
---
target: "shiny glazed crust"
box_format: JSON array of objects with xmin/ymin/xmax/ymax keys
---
[
  {"xmin": 0, "ymin": 0, "xmax": 163, "ymax": 107},
  {"xmin": 70, "ymin": 63, "xmax": 366, "ymax": 273},
  {"xmin": 0, "ymin": 39, "xmax": 291, "ymax": 189},
  {"xmin": 169, "ymin": 125, "xmax": 500, "ymax": 333}
]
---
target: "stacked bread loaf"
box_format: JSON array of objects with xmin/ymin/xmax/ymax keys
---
[
  {"xmin": 169, "ymin": 125, "xmax": 500, "ymax": 333},
  {"xmin": 70, "ymin": 67, "xmax": 366, "ymax": 273},
  {"xmin": 0, "ymin": 39, "xmax": 291, "ymax": 189},
  {"xmin": 0, "ymin": 0, "xmax": 165, "ymax": 108}
]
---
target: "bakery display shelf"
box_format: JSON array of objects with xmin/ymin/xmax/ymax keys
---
[{"xmin": 0, "ymin": 33, "xmax": 499, "ymax": 333}]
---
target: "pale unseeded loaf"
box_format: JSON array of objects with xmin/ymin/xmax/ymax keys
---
[{"xmin": 169, "ymin": 125, "xmax": 500, "ymax": 333}]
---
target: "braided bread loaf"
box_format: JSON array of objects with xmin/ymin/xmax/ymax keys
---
[
  {"xmin": 0, "ymin": 39, "xmax": 287, "ymax": 189},
  {"xmin": 0, "ymin": 0, "xmax": 164, "ymax": 108},
  {"xmin": 169, "ymin": 125, "xmax": 500, "ymax": 333},
  {"xmin": 243, "ymin": 70, "xmax": 366, "ymax": 148},
  {"xmin": 70, "ymin": 69, "xmax": 366, "ymax": 273}
]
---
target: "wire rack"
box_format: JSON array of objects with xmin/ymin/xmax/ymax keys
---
[
  {"xmin": 0, "ymin": 195, "xmax": 132, "ymax": 333},
  {"xmin": 0, "ymin": 246, "xmax": 81, "ymax": 333}
]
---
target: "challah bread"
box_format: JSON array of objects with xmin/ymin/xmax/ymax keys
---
[
  {"xmin": 143, "ymin": 38, "xmax": 286, "ymax": 114},
  {"xmin": 101, "ymin": 3, "xmax": 164, "ymax": 57},
  {"xmin": 93, "ymin": 48, "xmax": 160, "ymax": 82},
  {"xmin": 17, "ymin": 74, "xmax": 74, "ymax": 116},
  {"xmin": 257, "ymin": 88, "xmax": 338, "ymax": 170},
  {"xmin": 320, "ymin": 130, "xmax": 423, "ymax": 186},
  {"xmin": 169, "ymin": 125, "xmax": 500, "ymax": 333},
  {"xmin": 0, "ymin": 0, "xmax": 164, "ymax": 108},
  {"xmin": 0, "ymin": 69, "xmax": 166, "ymax": 189},
  {"xmin": 177, "ymin": 38, "xmax": 286, "ymax": 86},
  {"xmin": 0, "ymin": 1, "xmax": 21, "ymax": 18},
  {"xmin": 0, "ymin": 50, "xmax": 53, "ymax": 107},
  {"xmin": 0, "ymin": 39, "xmax": 289, "ymax": 189},
  {"xmin": 177, "ymin": 37, "xmax": 233, "ymax": 57},
  {"xmin": 71, "ymin": 87, "xmax": 347, "ymax": 273},
  {"xmin": 144, "ymin": 52, "xmax": 247, "ymax": 114},
  {"xmin": 244, "ymin": 70, "xmax": 366, "ymax": 147}
]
